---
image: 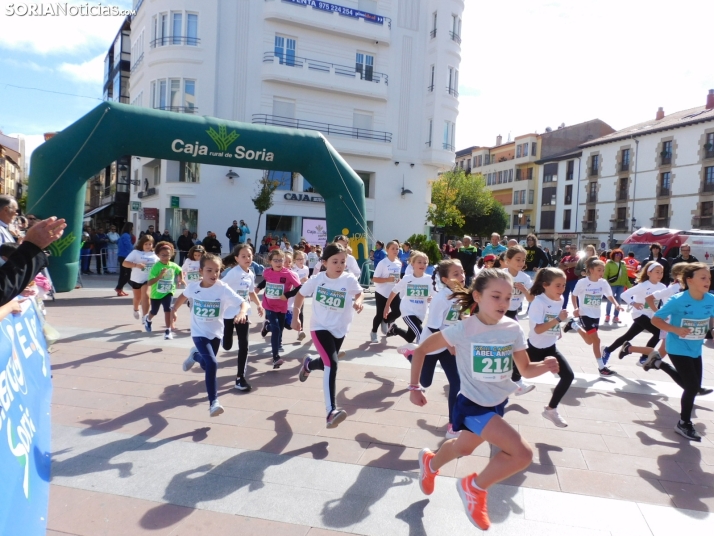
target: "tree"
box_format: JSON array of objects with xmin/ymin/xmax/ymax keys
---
[
  {"xmin": 463, "ymin": 200, "xmax": 509, "ymax": 239},
  {"xmin": 252, "ymin": 173, "xmax": 280, "ymax": 245},
  {"xmin": 406, "ymin": 234, "xmax": 442, "ymax": 265}
]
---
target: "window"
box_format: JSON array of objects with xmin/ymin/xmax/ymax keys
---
[
  {"xmin": 431, "ymin": 12, "xmax": 437, "ymax": 37},
  {"xmin": 542, "ymin": 187, "xmax": 557, "ymax": 206},
  {"xmin": 659, "ymin": 172, "xmax": 671, "ymax": 196},
  {"xmin": 566, "ymin": 160, "xmax": 574, "ymax": 180},
  {"xmin": 426, "ymin": 119, "xmax": 433, "ymax": 147},
  {"xmin": 700, "ymin": 201, "xmax": 714, "ymax": 228},
  {"xmin": 159, "ymin": 13, "xmax": 167, "ymax": 45},
  {"xmin": 531, "ymin": 142, "xmax": 537, "ymax": 157},
  {"xmin": 543, "ymin": 163, "xmax": 557, "ymax": 183},
  {"xmin": 267, "ymin": 170, "xmax": 293, "ymax": 191},
  {"xmin": 153, "ymin": 165, "xmax": 160, "ymax": 186},
  {"xmin": 450, "ymin": 15, "xmax": 461, "ymax": 42},
  {"xmin": 484, "ymin": 154, "xmax": 490, "ymax": 165},
  {"xmin": 509, "ymin": 169, "xmax": 513, "ymax": 182},
  {"xmin": 187, "ymin": 13, "xmax": 198, "ymax": 45},
  {"xmin": 661, "ymin": 140, "xmax": 672, "ymax": 165},
  {"xmin": 169, "ymin": 78, "xmax": 181, "ymax": 110},
  {"xmin": 526, "ymin": 167, "xmax": 533, "ymax": 180},
  {"xmin": 590, "ymin": 154, "xmax": 599, "ymax": 175},
  {"xmin": 357, "ymin": 172, "xmax": 372, "ymax": 198},
  {"xmin": 447, "ymin": 67, "xmax": 458, "ymax": 96},
  {"xmin": 588, "ymin": 181, "xmax": 597, "ymax": 202},
  {"xmin": 516, "ymin": 145, "xmax": 521, "ymax": 158},
  {"xmin": 621, "ymin": 148, "xmax": 630, "ymax": 171},
  {"xmin": 302, "ymin": 175, "xmax": 315, "ymax": 193},
  {"xmin": 565, "ymin": 184, "xmax": 573, "ymax": 205},
  {"xmin": 158, "ymin": 79, "xmax": 167, "ymax": 108},
  {"xmin": 428, "ymin": 65, "xmax": 435, "ymax": 91},
  {"xmin": 541, "ymin": 211, "xmax": 555, "ymax": 230},
  {"xmin": 523, "ymin": 143, "xmax": 529, "ymax": 157},
  {"xmin": 515, "ymin": 168, "xmax": 522, "ymax": 181},
  {"xmin": 356, "ymin": 52, "xmax": 375, "ymax": 81},
  {"xmin": 443, "ymin": 121, "xmax": 454, "ymax": 150},
  {"xmin": 706, "ymin": 133, "xmax": 714, "ymax": 158},
  {"xmin": 618, "ymin": 177, "xmax": 628, "ymax": 201},
  {"xmin": 272, "ymin": 97, "xmax": 296, "ymax": 120},
  {"xmin": 655, "ymin": 204, "xmax": 669, "ymax": 226},
  {"xmin": 179, "ymin": 161, "xmax": 200, "ymax": 183},
  {"xmin": 184, "ymin": 80, "xmax": 195, "ymax": 112},
  {"xmin": 274, "ymin": 35, "xmax": 296, "ymax": 66},
  {"xmin": 563, "ymin": 209, "xmax": 571, "ymax": 229},
  {"xmin": 704, "ymin": 166, "xmax": 714, "ymax": 192},
  {"xmin": 513, "ymin": 191, "xmax": 518, "ymax": 205},
  {"xmin": 172, "ymin": 12, "xmax": 182, "ymax": 45},
  {"xmin": 528, "ymin": 190, "xmax": 534, "ymax": 204},
  {"xmin": 353, "ymin": 111, "xmax": 373, "ymax": 133}
]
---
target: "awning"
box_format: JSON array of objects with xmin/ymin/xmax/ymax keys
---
[{"xmin": 83, "ymin": 202, "xmax": 113, "ymax": 219}]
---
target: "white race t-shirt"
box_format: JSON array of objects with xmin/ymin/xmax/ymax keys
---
[
  {"xmin": 307, "ymin": 251, "xmax": 320, "ymax": 269},
  {"xmin": 392, "ymin": 273, "xmax": 432, "ymax": 319},
  {"xmin": 184, "ymin": 280, "xmax": 244, "ymax": 339},
  {"xmin": 289, "ymin": 265, "xmax": 310, "ymax": 308},
  {"xmin": 442, "ymin": 315, "xmax": 527, "ymax": 407},
  {"xmin": 345, "ymin": 254, "xmax": 361, "ymax": 278},
  {"xmin": 528, "ymin": 294, "xmax": 564, "ymax": 349},
  {"xmin": 221, "ymin": 265, "xmax": 256, "ymax": 316},
  {"xmin": 125, "ymin": 250, "xmax": 158, "ymax": 284},
  {"xmin": 504, "ymin": 269, "xmax": 533, "ymax": 311},
  {"xmin": 299, "ymin": 272, "xmax": 363, "ymax": 338},
  {"xmin": 182, "ymin": 259, "xmax": 201, "ymax": 283},
  {"xmin": 422, "ymin": 286, "xmax": 461, "ymax": 355},
  {"xmin": 572, "ymin": 277, "xmax": 613, "ymax": 319},
  {"xmin": 652, "ymin": 282, "xmax": 681, "ymax": 304},
  {"xmin": 621, "ymin": 281, "xmax": 666, "ymax": 319},
  {"xmin": 373, "ymin": 258, "xmax": 403, "ymax": 298}
]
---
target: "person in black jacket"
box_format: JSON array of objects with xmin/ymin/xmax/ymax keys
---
[
  {"xmin": 176, "ymin": 229, "xmax": 194, "ymax": 265},
  {"xmin": 226, "ymin": 220, "xmax": 242, "ymax": 251},
  {"xmin": 0, "ymin": 216, "xmax": 66, "ymax": 306},
  {"xmin": 642, "ymin": 242, "xmax": 670, "ymax": 283},
  {"xmin": 524, "ymin": 234, "xmax": 550, "ymax": 278},
  {"xmin": 671, "ymin": 244, "xmax": 699, "ymax": 268},
  {"xmin": 202, "ymin": 232, "xmax": 222, "ymax": 255}
]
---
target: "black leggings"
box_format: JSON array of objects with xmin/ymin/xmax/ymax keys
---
[
  {"xmin": 657, "ymin": 354, "xmax": 703, "ymax": 423},
  {"xmin": 116, "ymin": 256, "xmax": 131, "ymax": 290},
  {"xmin": 222, "ymin": 319, "xmax": 250, "ymax": 378},
  {"xmin": 309, "ymin": 330, "xmax": 344, "ymax": 415},
  {"xmin": 527, "ymin": 342, "xmax": 574, "ymax": 409},
  {"xmin": 605, "ymin": 315, "xmax": 660, "ymax": 356},
  {"xmin": 372, "ymin": 293, "xmax": 401, "ymax": 333},
  {"xmin": 505, "ymin": 310, "xmax": 521, "ymax": 381},
  {"xmin": 392, "ymin": 315, "xmax": 423, "ymax": 343},
  {"xmin": 419, "ymin": 347, "xmax": 460, "ymax": 424}
]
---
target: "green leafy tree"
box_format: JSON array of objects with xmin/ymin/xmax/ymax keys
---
[
  {"xmin": 252, "ymin": 173, "xmax": 280, "ymax": 244},
  {"xmin": 463, "ymin": 200, "xmax": 509, "ymax": 239},
  {"xmin": 406, "ymin": 233, "xmax": 442, "ymax": 265}
]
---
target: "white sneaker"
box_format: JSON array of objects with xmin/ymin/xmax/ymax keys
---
[
  {"xmin": 397, "ymin": 344, "xmax": 418, "ymax": 360},
  {"xmin": 209, "ymin": 399, "xmax": 224, "ymax": 417},
  {"xmin": 164, "ymin": 330, "xmax": 173, "ymax": 340},
  {"xmin": 380, "ymin": 321, "xmax": 388, "ymax": 335},
  {"xmin": 445, "ymin": 423, "xmax": 461, "ymax": 439},
  {"xmin": 133, "ymin": 310, "xmax": 140, "ymax": 320},
  {"xmin": 370, "ymin": 331, "xmax": 378, "ymax": 343},
  {"xmin": 514, "ymin": 380, "xmax": 535, "ymax": 396},
  {"xmin": 183, "ymin": 348, "xmax": 197, "ymax": 371},
  {"xmin": 542, "ymin": 406, "xmax": 568, "ymax": 427},
  {"xmin": 297, "ymin": 331, "xmax": 306, "ymax": 341}
]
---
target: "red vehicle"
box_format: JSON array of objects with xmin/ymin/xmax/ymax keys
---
[{"xmin": 620, "ymin": 228, "xmax": 714, "ymax": 266}]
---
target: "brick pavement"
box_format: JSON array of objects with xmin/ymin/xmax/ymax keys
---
[{"xmin": 45, "ymin": 277, "xmax": 714, "ymax": 534}]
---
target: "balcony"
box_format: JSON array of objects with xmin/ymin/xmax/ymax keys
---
[
  {"xmin": 130, "ymin": 52, "xmax": 144, "ymax": 74},
  {"xmin": 652, "ymin": 216, "xmax": 670, "ymax": 227},
  {"xmin": 620, "ymin": 161, "xmax": 630, "ymax": 172},
  {"xmin": 154, "ymin": 106, "xmax": 198, "ymax": 114},
  {"xmin": 694, "ymin": 216, "xmax": 714, "ymax": 229},
  {"xmin": 617, "ymin": 190, "xmax": 628, "ymax": 201},
  {"xmin": 265, "ymin": 0, "xmax": 391, "ymax": 44},
  {"xmin": 614, "ymin": 219, "xmax": 628, "ymax": 230},
  {"xmin": 660, "ymin": 152, "xmax": 672, "ymax": 165},
  {"xmin": 658, "ymin": 187, "xmax": 671, "ymax": 197},
  {"xmin": 430, "ymin": 29, "xmax": 437, "ymax": 38},
  {"xmin": 138, "ymin": 187, "xmax": 157, "ymax": 199},
  {"xmin": 582, "ymin": 222, "xmax": 596, "ymax": 232},
  {"xmin": 262, "ymin": 51, "xmax": 388, "ymax": 101},
  {"xmin": 587, "ymin": 193, "xmax": 597, "ymax": 203},
  {"xmin": 446, "ymin": 86, "xmax": 459, "ymax": 97},
  {"xmin": 449, "ymin": 31, "xmax": 462, "ymax": 44},
  {"xmin": 443, "ymin": 143, "xmax": 455, "ymax": 151},
  {"xmin": 589, "ymin": 167, "xmax": 598, "ymax": 177},
  {"xmin": 705, "ymin": 145, "xmax": 714, "ymax": 159},
  {"xmin": 703, "ymin": 181, "xmax": 714, "ymax": 193},
  {"xmin": 252, "ymin": 114, "xmax": 392, "ymax": 142},
  {"xmin": 150, "ymin": 36, "xmax": 200, "ymax": 48}
]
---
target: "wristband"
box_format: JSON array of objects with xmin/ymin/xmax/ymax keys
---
[{"xmin": 408, "ymin": 384, "xmax": 425, "ymax": 392}]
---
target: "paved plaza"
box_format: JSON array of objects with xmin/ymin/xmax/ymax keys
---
[{"xmin": 46, "ymin": 277, "xmax": 714, "ymax": 535}]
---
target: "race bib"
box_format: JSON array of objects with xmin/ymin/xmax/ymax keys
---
[
  {"xmin": 157, "ymin": 277, "xmax": 173, "ymax": 294},
  {"xmin": 406, "ymin": 284, "xmax": 429, "ymax": 298},
  {"xmin": 192, "ymin": 299, "xmax": 220, "ymax": 322},
  {"xmin": 682, "ymin": 318, "xmax": 709, "ymax": 340},
  {"xmin": 186, "ymin": 271, "xmax": 201, "ymax": 282},
  {"xmin": 237, "ymin": 289, "xmax": 249, "ymax": 299},
  {"xmin": 583, "ymin": 293, "xmax": 602, "ymax": 308},
  {"xmin": 265, "ymin": 282, "xmax": 284, "ymax": 299},
  {"xmin": 544, "ymin": 313, "xmax": 561, "ymax": 334},
  {"xmin": 471, "ymin": 343, "xmax": 513, "ymax": 382},
  {"xmin": 391, "ymin": 271, "xmax": 401, "ymax": 283},
  {"xmin": 143, "ymin": 262, "xmax": 154, "ymax": 273},
  {"xmin": 316, "ymin": 286, "xmax": 346, "ymax": 310},
  {"xmin": 445, "ymin": 304, "xmax": 460, "ymax": 324}
]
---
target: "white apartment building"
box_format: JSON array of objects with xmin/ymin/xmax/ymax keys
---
[
  {"xmin": 577, "ymin": 91, "xmax": 714, "ymax": 249},
  {"xmin": 124, "ymin": 0, "xmax": 464, "ymax": 249}
]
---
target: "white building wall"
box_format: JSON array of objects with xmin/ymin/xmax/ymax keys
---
[{"xmin": 127, "ymin": 0, "xmax": 463, "ymax": 252}]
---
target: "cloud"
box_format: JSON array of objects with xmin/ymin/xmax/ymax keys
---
[
  {"xmin": 0, "ymin": 58, "xmax": 53, "ymax": 72},
  {"xmin": 58, "ymin": 53, "xmax": 105, "ymax": 84}
]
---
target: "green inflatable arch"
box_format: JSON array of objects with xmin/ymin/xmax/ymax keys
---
[{"xmin": 27, "ymin": 102, "xmax": 367, "ymax": 292}]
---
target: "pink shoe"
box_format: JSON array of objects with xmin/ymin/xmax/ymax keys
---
[{"xmin": 613, "ymin": 317, "xmax": 622, "ymax": 323}]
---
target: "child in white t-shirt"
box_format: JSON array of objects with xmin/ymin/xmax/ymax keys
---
[
  {"xmin": 289, "ymin": 250, "xmax": 310, "ymax": 342},
  {"xmin": 384, "ymin": 251, "xmax": 431, "ymax": 349}
]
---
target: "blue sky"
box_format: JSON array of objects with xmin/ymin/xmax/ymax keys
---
[{"xmin": 1, "ymin": 0, "xmax": 713, "ymax": 161}]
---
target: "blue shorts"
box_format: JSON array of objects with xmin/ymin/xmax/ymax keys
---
[{"xmin": 452, "ymin": 394, "xmax": 507, "ymax": 436}]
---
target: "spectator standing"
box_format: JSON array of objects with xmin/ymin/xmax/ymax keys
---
[
  {"xmin": 398, "ymin": 241, "xmax": 411, "ymax": 276},
  {"xmin": 671, "ymin": 244, "xmax": 699, "ymax": 268},
  {"xmin": 245, "ymin": 238, "xmax": 255, "ymax": 253},
  {"xmin": 603, "ymin": 249, "xmax": 629, "ymax": 323},
  {"xmin": 482, "ymin": 232, "xmax": 507, "ymax": 257},
  {"xmin": 456, "ymin": 236, "xmax": 478, "ymax": 286},
  {"xmin": 106, "ymin": 225, "xmax": 120, "ymax": 274},
  {"xmin": 115, "ymin": 222, "xmax": 134, "ymax": 296},
  {"xmin": 373, "ymin": 240, "xmax": 386, "ymax": 267},
  {"xmin": 558, "ymin": 244, "xmax": 579, "ymax": 310},
  {"xmin": 93, "ymin": 227, "xmax": 109, "ymax": 274},
  {"xmin": 642, "ymin": 242, "xmax": 671, "ymax": 283},
  {"xmin": 0, "ymin": 195, "xmax": 18, "ymax": 244},
  {"xmin": 192, "ymin": 232, "xmax": 201, "ymax": 246},
  {"xmin": 523, "ymin": 233, "xmax": 549, "ymax": 280},
  {"xmin": 226, "ymin": 220, "xmax": 242, "ymax": 251},
  {"xmin": 202, "ymin": 232, "xmax": 222, "ymax": 254},
  {"xmin": 177, "ymin": 229, "xmax": 194, "ymax": 265},
  {"xmin": 625, "ymin": 252, "xmax": 640, "ymax": 284},
  {"xmin": 238, "ymin": 220, "xmax": 250, "ymax": 244}
]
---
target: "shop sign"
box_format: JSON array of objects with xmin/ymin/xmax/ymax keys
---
[
  {"xmin": 170, "ymin": 196, "xmax": 180, "ymax": 208},
  {"xmin": 582, "ymin": 235, "xmax": 600, "ymax": 241},
  {"xmin": 283, "ymin": 0, "xmax": 385, "ymax": 24},
  {"xmin": 130, "ymin": 201, "xmax": 141, "ymax": 211},
  {"xmin": 142, "ymin": 208, "xmax": 159, "ymax": 220},
  {"xmin": 302, "ymin": 218, "xmax": 328, "ymax": 246},
  {"xmin": 283, "ymin": 192, "xmax": 324, "ymax": 203},
  {"xmin": 559, "ymin": 233, "xmax": 577, "ymax": 238}
]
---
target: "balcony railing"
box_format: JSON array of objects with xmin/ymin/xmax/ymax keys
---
[
  {"xmin": 564, "ymin": 196, "xmax": 572, "ymax": 205},
  {"xmin": 658, "ymin": 187, "xmax": 671, "ymax": 197},
  {"xmin": 705, "ymin": 146, "xmax": 714, "ymax": 159},
  {"xmin": 582, "ymin": 222, "xmax": 596, "ymax": 232},
  {"xmin": 430, "ymin": 29, "xmax": 437, "ymax": 38},
  {"xmin": 660, "ymin": 152, "xmax": 672, "ymax": 165},
  {"xmin": 425, "ymin": 140, "xmax": 432, "ymax": 148},
  {"xmin": 703, "ymin": 181, "xmax": 714, "ymax": 193},
  {"xmin": 589, "ymin": 167, "xmax": 598, "ymax": 176},
  {"xmin": 614, "ymin": 219, "xmax": 628, "ymax": 230},
  {"xmin": 276, "ymin": 0, "xmax": 391, "ymax": 28},
  {"xmin": 652, "ymin": 217, "xmax": 670, "ymax": 227},
  {"xmin": 154, "ymin": 106, "xmax": 198, "ymax": 114},
  {"xmin": 427, "ymin": 84, "xmax": 434, "ymax": 92},
  {"xmin": 138, "ymin": 187, "xmax": 157, "ymax": 199},
  {"xmin": 252, "ymin": 114, "xmax": 392, "ymax": 142},
  {"xmin": 150, "ymin": 36, "xmax": 200, "ymax": 48},
  {"xmin": 617, "ymin": 190, "xmax": 628, "ymax": 201},
  {"xmin": 449, "ymin": 31, "xmax": 461, "ymax": 44},
  {"xmin": 695, "ymin": 216, "xmax": 714, "ymax": 228},
  {"xmin": 446, "ymin": 86, "xmax": 459, "ymax": 97},
  {"xmin": 264, "ymin": 51, "xmax": 388, "ymax": 84},
  {"xmin": 443, "ymin": 143, "xmax": 455, "ymax": 151},
  {"xmin": 620, "ymin": 161, "xmax": 630, "ymax": 172},
  {"xmin": 130, "ymin": 52, "xmax": 144, "ymax": 73}
]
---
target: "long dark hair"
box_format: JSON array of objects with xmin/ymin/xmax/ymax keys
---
[
  {"xmin": 432, "ymin": 258, "xmax": 462, "ymax": 291},
  {"xmin": 449, "ymin": 268, "xmax": 512, "ymax": 314},
  {"xmin": 530, "ymin": 267, "xmax": 566, "ymax": 296}
]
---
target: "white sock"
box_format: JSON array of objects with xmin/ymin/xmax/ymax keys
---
[
  {"xmin": 596, "ymin": 358, "xmax": 605, "ymax": 368},
  {"xmin": 429, "ymin": 459, "xmax": 437, "ymax": 473},
  {"xmin": 471, "ymin": 477, "xmax": 485, "ymax": 491}
]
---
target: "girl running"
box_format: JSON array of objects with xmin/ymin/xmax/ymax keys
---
[
  {"xmin": 293, "ymin": 243, "xmax": 364, "ymax": 428},
  {"xmin": 290, "ymin": 250, "xmax": 310, "ymax": 342},
  {"xmin": 501, "ymin": 246, "xmax": 535, "ymax": 395},
  {"xmin": 144, "ymin": 242, "xmax": 184, "ymax": 340},
  {"xmin": 384, "ymin": 251, "xmax": 431, "ymax": 346},
  {"xmin": 418, "ymin": 259, "xmax": 464, "ymax": 439},
  {"xmin": 172, "ymin": 253, "xmax": 248, "ymax": 416},
  {"xmin": 647, "ymin": 263, "xmax": 714, "ymax": 441},
  {"xmin": 221, "ymin": 244, "xmax": 264, "ymax": 391},
  {"xmin": 181, "ymin": 245, "xmax": 205, "ymax": 285},
  {"xmin": 370, "ymin": 240, "xmax": 403, "ymax": 343},
  {"xmin": 307, "ymin": 246, "xmax": 320, "ymax": 276},
  {"xmin": 409, "ymin": 269, "xmax": 559, "ymax": 530},
  {"xmin": 601, "ymin": 261, "xmax": 665, "ymax": 365},
  {"xmin": 122, "ymin": 235, "xmax": 157, "ymax": 320},
  {"xmin": 528, "ymin": 268, "xmax": 574, "ymax": 427},
  {"xmin": 566, "ymin": 257, "xmax": 621, "ymax": 376}
]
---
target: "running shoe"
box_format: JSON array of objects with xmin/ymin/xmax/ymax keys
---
[
  {"xmin": 299, "ymin": 356, "xmax": 312, "ymax": 382},
  {"xmin": 456, "ymin": 475, "xmax": 490, "ymax": 530},
  {"xmin": 261, "ymin": 322, "xmax": 269, "ymax": 338},
  {"xmin": 642, "ymin": 351, "xmax": 661, "ymax": 372},
  {"xmin": 444, "ymin": 424, "xmax": 461, "ymax": 439},
  {"xmin": 386, "ymin": 324, "xmax": 398, "ymax": 337},
  {"xmin": 272, "ymin": 357, "xmax": 284, "ymax": 369},
  {"xmin": 381, "ymin": 321, "xmax": 388, "ymax": 335},
  {"xmin": 209, "ymin": 399, "xmax": 224, "ymax": 417},
  {"xmin": 637, "ymin": 356, "xmax": 648, "ymax": 367},
  {"xmin": 542, "ymin": 406, "xmax": 568, "ymax": 428},
  {"xmin": 601, "ymin": 346, "xmax": 612, "ymax": 365},
  {"xmin": 297, "ymin": 331, "xmax": 306, "ymax": 341},
  {"xmin": 182, "ymin": 348, "xmax": 197, "ymax": 372},
  {"xmin": 598, "ymin": 366, "xmax": 615, "ymax": 377},
  {"xmin": 698, "ymin": 387, "xmax": 713, "ymax": 396},
  {"xmin": 674, "ymin": 420, "xmax": 702, "ymax": 442},
  {"xmin": 143, "ymin": 314, "xmax": 152, "ymax": 332},
  {"xmin": 604, "ymin": 315, "xmax": 611, "ymax": 323},
  {"xmin": 418, "ymin": 448, "xmax": 439, "ymax": 495},
  {"xmin": 563, "ymin": 318, "xmax": 580, "ymax": 333},
  {"xmin": 370, "ymin": 331, "xmax": 378, "ymax": 343},
  {"xmin": 397, "ymin": 344, "xmax": 417, "ymax": 361},
  {"xmin": 514, "ymin": 380, "xmax": 536, "ymax": 396},
  {"xmin": 613, "ymin": 317, "xmax": 622, "ymax": 323},
  {"xmin": 618, "ymin": 341, "xmax": 631, "ymax": 360},
  {"xmin": 234, "ymin": 377, "xmax": 252, "ymax": 391},
  {"xmin": 326, "ymin": 409, "xmax": 347, "ymax": 428},
  {"xmin": 133, "ymin": 310, "xmax": 140, "ymax": 320},
  {"xmin": 164, "ymin": 330, "xmax": 173, "ymax": 340}
]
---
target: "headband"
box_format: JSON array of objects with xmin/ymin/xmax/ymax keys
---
[{"xmin": 647, "ymin": 263, "xmax": 660, "ymax": 273}]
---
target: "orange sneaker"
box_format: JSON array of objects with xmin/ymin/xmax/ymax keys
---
[
  {"xmin": 418, "ymin": 448, "xmax": 439, "ymax": 495},
  {"xmin": 457, "ymin": 475, "xmax": 490, "ymax": 530}
]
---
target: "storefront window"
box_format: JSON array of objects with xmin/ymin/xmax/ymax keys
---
[
  {"xmin": 267, "ymin": 170, "xmax": 293, "ymax": 191},
  {"xmin": 266, "ymin": 214, "xmax": 298, "ymax": 245},
  {"xmin": 165, "ymin": 208, "xmax": 198, "ymax": 241}
]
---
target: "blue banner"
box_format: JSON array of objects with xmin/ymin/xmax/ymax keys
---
[
  {"xmin": 0, "ymin": 302, "xmax": 52, "ymax": 535},
  {"xmin": 283, "ymin": 0, "xmax": 385, "ymax": 25}
]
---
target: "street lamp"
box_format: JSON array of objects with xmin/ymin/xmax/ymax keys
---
[{"xmin": 516, "ymin": 209, "xmax": 524, "ymax": 241}]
